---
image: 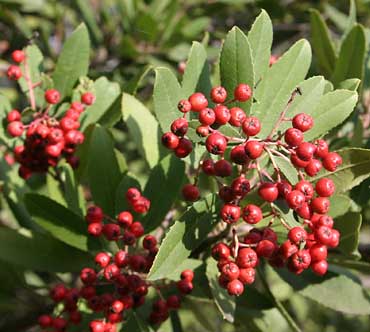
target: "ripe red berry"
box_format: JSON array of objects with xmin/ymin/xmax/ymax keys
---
[
  {"xmin": 174, "ymin": 138, "xmax": 193, "ymax": 158},
  {"xmin": 305, "ymin": 159, "xmax": 322, "ymax": 177},
  {"xmin": 280, "ymin": 240, "xmax": 298, "ymax": 259},
  {"xmin": 286, "ymin": 190, "xmax": 306, "ymax": 209},
  {"xmin": 234, "ymin": 83, "xmax": 252, "ymax": 102},
  {"xmin": 130, "ymin": 221, "xmax": 145, "ymax": 237},
  {"xmin": 7, "ymin": 121, "xmax": 24, "ymax": 137},
  {"xmin": 256, "ymin": 239, "xmax": 276, "ymax": 258},
  {"xmin": 292, "ymin": 113, "xmax": 313, "ymax": 132},
  {"xmin": 242, "ymin": 204, "xmax": 263, "ymax": 224},
  {"xmin": 178, "ymin": 99, "xmax": 192, "ymax": 113},
  {"xmin": 90, "ymin": 320, "xmax": 106, "ymax": 332},
  {"xmin": 291, "ymin": 154, "xmax": 309, "ymax": 168},
  {"xmin": 81, "ymin": 92, "xmax": 95, "ymax": 105},
  {"xmin": 80, "ymin": 267, "xmax": 97, "ymax": 285},
  {"xmin": 328, "ymin": 229, "xmax": 340, "ymax": 248},
  {"xmin": 7, "ymin": 65, "xmax": 22, "ymax": 80},
  {"xmin": 288, "ymin": 227, "xmax": 307, "ymax": 245},
  {"xmin": 236, "ymin": 248, "xmax": 258, "ymax": 268},
  {"xmin": 227, "ymin": 279, "xmax": 244, "ymax": 296},
  {"xmin": 38, "ymin": 314, "xmax": 53, "ymax": 327},
  {"xmin": 95, "ymin": 252, "xmax": 111, "ymax": 267},
  {"xmin": 311, "ymin": 260, "xmax": 328, "ymax": 276},
  {"xmin": 238, "ymin": 268, "xmax": 255, "ymax": 284},
  {"xmin": 314, "ymin": 226, "xmax": 333, "ymax": 246},
  {"xmin": 86, "ymin": 206, "xmax": 104, "ymax": 223},
  {"xmin": 214, "ymin": 159, "xmax": 232, "ymax": 177},
  {"xmin": 311, "ymin": 197, "xmax": 330, "ymax": 214},
  {"xmin": 229, "ymin": 107, "xmax": 246, "ymax": 127},
  {"xmin": 11, "ymin": 50, "xmax": 25, "ymax": 63},
  {"xmin": 114, "ymin": 250, "xmax": 129, "ymax": 267},
  {"xmin": 171, "ymin": 118, "xmax": 188, "ymax": 136},
  {"xmin": 53, "ymin": 317, "xmax": 67, "ymax": 330},
  {"xmin": 296, "ymin": 203, "xmax": 313, "ymax": 219},
  {"xmin": 180, "ymin": 269, "xmax": 194, "ymax": 281},
  {"xmin": 296, "ymin": 142, "xmax": 316, "ymax": 161},
  {"xmin": 196, "ymin": 125, "xmax": 209, "ymax": 137},
  {"xmin": 182, "ymin": 184, "xmax": 200, "ymax": 202},
  {"xmin": 45, "ymin": 89, "xmax": 61, "ymax": 104},
  {"xmin": 167, "ymin": 295, "xmax": 181, "ymax": 309},
  {"xmin": 214, "ymin": 105, "xmax": 231, "ymax": 125},
  {"xmin": 284, "ymin": 128, "xmax": 303, "ymax": 147},
  {"xmin": 230, "ymin": 145, "xmax": 249, "ymax": 165},
  {"xmin": 117, "ymin": 211, "xmax": 133, "ymax": 228},
  {"xmin": 143, "ymin": 235, "xmax": 157, "ymax": 250},
  {"xmin": 199, "ymin": 108, "xmax": 216, "ymax": 125},
  {"xmin": 317, "ymin": 215, "xmax": 334, "ymax": 228},
  {"xmin": 220, "ymin": 204, "xmax": 241, "ymax": 224},
  {"xmin": 242, "ymin": 117, "xmax": 261, "ymax": 136},
  {"xmin": 315, "ymin": 178, "xmax": 335, "ymax": 197},
  {"xmin": 205, "ymin": 133, "xmax": 227, "ymax": 155},
  {"xmin": 231, "ymin": 176, "xmax": 250, "ymax": 197},
  {"xmin": 212, "ymin": 243, "xmax": 230, "ymax": 260},
  {"xmin": 277, "ymin": 180, "xmax": 292, "ymax": 198},
  {"xmin": 322, "ymin": 152, "xmax": 342, "ymax": 171},
  {"xmin": 211, "ymin": 86, "xmax": 227, "ymax": 103},
  {"xmin": 218, "ymin": 185, "xmax": 234, "ymax": 203},
  {"xmin": 126, "ymin": 187, "xmax": 141, "ymax": 202},
  {"xmin": 244, "ymin": 140, "xmax": 263, "ymax": 159},
  {"xmin": 7, "ymin": 109, "xmax": 21, "ymax": 122},
  {"xmin": 295, "ymin": 180, "xmax": 314, "ymax": 201},
  {"xmin": 87, "ymin": 222, "xmax": 103, "ymax": 236},
  {"xmin": 103, "ymin": 223, "xmax": 121, "ymax": 241},
  {"xmin": 313, "ymin": 139, "xmax": 329, "ymax": 158},
  {"xmin": 258, "ymin": 182, "xmax": 278, "ymax": 202},
  {"xmin": 221, "ymin": 262, "xmax": 240, "ymax": 281},
  {"xmin": 309, "ymin": 244, "xmax": 327, "ymax": 262},
  {"xmin": 177, "ymin": 279, "xmax": 193, "ymax": 294},
  {"xmin": 189, "ymin": 92, "xmax": 208, "ymax": 112},
  {"xmin": 201, "ymin": 159, "xmax": 215, "ymax": 175},
  {"xmin": 291, "ymin": 250, "xmax": 311, "ymax": 270}
]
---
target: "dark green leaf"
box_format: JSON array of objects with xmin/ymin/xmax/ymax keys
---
[{"xmin": 334, "ymin": 212, "xmax": 362, "ymax": 256}]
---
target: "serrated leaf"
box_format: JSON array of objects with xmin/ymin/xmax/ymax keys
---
[
  {"xmin": 142, "ymin": 154, "xmax": 185, "ymax": 232},
  {"xmin": 24, "ymin": 194, "xmax": 88, "ymax": 251},
  {"xmin": 52, "ymin": 23, "xmax": 90, "ymax": 98},
  {"xmin": 331, "ymin": 25, "xmax": 366, "ymax": 87},
  {"xmin": 248, "ymin": 9, "xmax": 273, "ymax": 81},
  {"xmin": 220, "ymin": 26, "xmax": 254, "ymax": 113},
  {"xmin": 182, "ymin": 42, "xmax": 212, "ymax": 98},
  {"xmin": 0, "ymin": 228, "xmax": 90, "ymax": 272},
  {"xmin": 299, "ymin": 275, "xmax": 370, "ymax": 315},
  {"xmin": 304, "ymin": 89, "xmax": 358, "ymax": 141},
  {"xmin": 80, "ymin": 77, "xmax": 121, "ymax": 130},
  {"xmin": 87, "ymin": 126, "xmax": 122, "ymax": 216},
  {"xmin": 121, "ymin": 93, "xmax": 163, "ymax": 168},
  {"xmin": 252, "ymin": 39, "xmax": 311, "ymax": 137},
  {"xmin": 148, "ymin": 194, "xmax": 219, "ymax": 280},
  {"xmin": 153, "ymin": 67, "xmax": 184, "ymax": 134},
  {"xmin": 206, "ymin": 258, "xmax": 236, "ymax": 322},
  {"xmin": 334, "ymin": 212, "xmax": 362, "ymax": 256},
  {"xmin": 312, "ymin": 148, "xmax": 370, "ymax": 193},
  {"xmin": 310, "ymin": 9, "xmax": 337, "ymax": 78}
]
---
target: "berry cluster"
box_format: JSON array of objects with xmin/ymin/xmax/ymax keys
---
[
  {"xmin": 161, "ymin": 84, "xmax": 342, "ymax": 296},
  {"xmin": 37, "ymin": 187, "xmax": 193, "ymax": 331},
  {"xmin": 5, "ymin": 49, "xmax": 96, "ymax": 179}
]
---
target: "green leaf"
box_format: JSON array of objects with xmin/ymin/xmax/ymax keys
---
[
  {"xmin": 329, "ymin": 194, "xmax": 351, "ymax": 218},
  {"xmin": 153, "ymin": 67, "xmax": 184, "ymax": 134},
  {"xmin": 24, "ymin": 194, "xmax": 88, "ymax": 251},
  {"xmin": 331, "ymin": 25, "xmax": 366, "ymax": 87},
  {"xmin": 248, "ymin": 9, "xmax": 273, "ymax": 81},
  {"xmin": 252, "ymin": 39, "xmax": 311, "ymax": 137},
  {"xmin": 220, "ymin": 26, "xmax": 254, "ymax": 113},
  {"xmin": 206, "ymin": 258, "xmax": 236, "ymax": 322},
  {"xmin": 52, "ymin": 23, "xmax": 90, "ymax": 98},
  {"xmin": 75, "ymin": 0, "xmax": 103, "ymax": 43},
  {"xmin": 300, "ymin": 275, "xmax": 370, "ymax": 315},
  {"xmin": 312, "ymin": 148, "xmax": 370, "ymax": 193},
  {"xmin": 182, "ymin": 42, "xmax": 212, "ymax": 98},
  {"xmin": 80, "ymin": 77, "xmax": 121, "ymax": 130},
  {"xmin": 46, "ymin": 173, "xmax": 66, "ymax": 207},
  {"xmin": 115, "ymin": 173, "xmax": 141, "ymax": 215},
  {"xmin": 165, "ymin": 258, "xmax": 203, "ymax": 281},
  {"xmin": 148, "ymin": 194, "xmax": 219, "ymax": 280},
  {"xmin": 310, "ymin": 9, "xmax": 337, "ymax": 78},
  {"xmin": 0, "ymin": 228, "xmax": 90, "ymax": 272},
  {"xmin": 142, "ymin": 154, "xmax": 185, "ymax": 232},
  {"xmin": 87, "ymin": 126, "xmax": 122, "ymax": 216},
  {"xmin": 125, "ymin": 64, "xmax": 153, "ymax": 95},
  {"xmin": 329, "ymin": 257, "xmax": 370, "ymax": 273},
  {"xmin": 273, "ymin": 156, "xmax": 299, "ymax": 185},
  {"xmin": 121, "ymin": 93, "xmax": 162, "ymax": 168},
  {"xmin": 343, "ymin": 0, "xmax": 357, "ymax": 39},
  {"xmin": 334, "ymin": 212, "xmax": 362, "ymax": 256},
  {"xmin": 338, "ymin": 78, "xmax": 361, "ymax": 91},
  {"xmin": 304, "ymin": 89, "xmax": 358, "ymax": 141}
]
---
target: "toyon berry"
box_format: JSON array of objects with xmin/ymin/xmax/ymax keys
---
[
  {"xmin": 7, "ymin": 121, "xmax": 24, "ymax": 137},
  {"xmin": 214, "ymin": 159, "xmax": 232, "ymax": 177},
  {"xmin": 220, "ymin": 204, "xmax": 241, "ymax": 224},
  {"xmin": 81, "ymin": 92, "xmax": 96, "ymax": 105},
  {"xmin": 230, "ymin": 144, "xmax": 249, "ymax": 164},
  {"xmin": 7, "ymin": 109, "xmax": 21, "ymax": 122},
  {"xmin": 206, "ymin": 133, "xmax": 228, "ymax": 155},
  {"xmin": 242, "ymin": 204, "xmax": 263, "ymax": 224},
  {"xmin": 178, "ymin": 99, "xmax": 192, "ymax": 113},
  {"xmin": 11, "ymin": 50, "xmax": 25, "ymax": 63},
  {"xmin": 188, "ymin": 92, "xmax": 208, "ymax": 112},
  {"xmin": 171, "ymin": 118, "xmax": 188, "ymax": 136},
  {"xmin": 44, "ymin": 89, "xmax": 61, "ymax": 104},
  {"xmin": 161, "ymin": 131, "xmax": 179, "ymax": 149},
  {"xmin": 7, "ymin": 65, "xmax": 22, "ymax": 80},
  {"xmin": 258, "ymin": 182, "xmax": 279, "ymax": 202},
  {"xmin": 315, "ymin": 178, "xmax": 335, "ymax": 197},
  {"xmin": 174, "ymin": 137, "xmax": 193, "ymax": 158},
  {"xmin": 244, "ymin": 140, "xmax": 264, "ymax": 159},
  {"xmin": 229, "ymin": 107, "xmax": 246, "ymax": 127},
  {"xmin": 292, "ymin": 113, "xmax": 313, "ymax": 132},
  {"xmin": 234, "ymin": 83, "xmax": 252, "ymax": 102},
  {"xmin": 199, "ymin": 108, "xmax": 216, "ymax": 125},
  {"xmin": 242, "ymin": 116, "xmax": 261, "ymax": 136},
  {"xmin": 284, "ymin": 128, "xmax": 303, "ymax": 147},
  {"xmin": 227, "ymin": 279, "xmax": 244, "ymax": 296},
  {"xmin": 182, "ymin": 184, "xmax": 200, "ymax": 202},
  {"xmin": 322, "ymin": 152, "xmax": 342, "ymax": 171}
]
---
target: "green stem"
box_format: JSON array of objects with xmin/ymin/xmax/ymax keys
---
[{"xmin": 257, "ymin": 267, "xmax": 302, "ymax": 332}]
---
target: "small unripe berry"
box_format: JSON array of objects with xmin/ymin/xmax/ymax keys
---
[
  {"xmin": 234, "ymin": 83, "xmax": 252, "ymax": 102},
  {"xmin": 242, "ymin": 117, "xmax": 261, "ymax": 136},
  {"xmin": 189, "ymin": 92, "xmax": 208, "ymax": 112},
  {"xmin": 211, "ymin": 86, "xmax": 227, "ymax": 103},
  {"xmin": 44, "ymin": 89, "xmax": 61, "ymax": 104}
]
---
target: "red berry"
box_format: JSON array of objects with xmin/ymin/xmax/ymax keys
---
[
  {"xmin": 71, "ymin": 101, "xmax": 85, "ymax": 113},
  {"xmin": 130, "ymin": 221, "xmax": 145, "ymax": 237},
  {"xmin": 214, "ymin": 159, "xmax": 232, "ymax": 177},
  {"xmin": 258, "ymin": 182, "xmax": 278, "ymax": 202},
  {"xmin": 50, "ymin": 284, "xmax": 67, "ymax": 302},
  {"xmin": 242, "ymin": 117, "xmax": 261, "ymax": 136},
  {"xmin": 201, "ymin": 159, "xmax": 215, "ymax": 175},
  {"xmin": 38, "ymin": 314, "xmax": 53, "ymax": 328},
  {"xmin": 296, "ymin": 142, "xmax": 316, "ymax": 161},
  {"xmin": 211, "ymin": 86, "xmax": 227, "ymax": 103},
  {"xmin": 196, "ymin": 125, "xmax": 209, "ymax": 137},
  {"xmin": 322, "ymin": 152, "xmax": 342, "ymax": 171},
  {"xmin": 114, "ymin": 250, "xmax": 129, "ymax": 267},
  {"xmin": 167, "ymin": 295, "xmax": 181, "ymax": 309},
  {"xmin": 305, "ymin": 159, "xmax": 322, "ymax": 177},
  {"xmin": 180, "ymin": 269, "xmax": 194, "ymax": 281},
  {"xmin": 7, "ymin": 109, "xmax": 21, "ymax": 122},
  {"xmin": 218, "ymin": 185, "xmax": 234, "ymax": 203},
  {"xmin": 284, "ymin": 128, "xmax": 303, "ymax": 147},
  {"xmin": 315, "ymin": 178, "xmax": 335, "ymax": 197},
  {"xmin": 234, "ymin": 83, "xmax": 252, "ymax": 102},
  {"xmin": 11, "ymin": 50, "xmax": 25, "ymax": 63},
  {"xmin": 242, "ymin": 204, "xmax": 262, "ymax": 224},
  {"xmin": 309, "ymin": 244, "xmax": 327, "ymax": 262},
  {"xmin": 231, "ymin": 176, "xmax": 250, "ymax": 197},
  {"xmin": 220, "ymin": 204, "xmax": 241, "ymax": 224},
  {"xmin": 177, "ymin": 279, "xmax": 193, "ymax": 294},
  {"xmin": 212, "ymin": 243, "xmax": 230, "ymax": 260},
  {"xmin": 171, "ymin": 118, "xmax": 188, "ymax": 136},
  {"xmin": 174, "ymin": 138, "xmax": 193, "ymax": 158},
  {"xmin": 117, "ymin": 211, "xmax": 133, "ymax": 228},
  {"xmin": 162, "ymin": 132, "xmax": 179, "ymax": 149},
  {"xmin": 311, "ymin": 260, "xmax": 328, "ymax": 276},
  {"xmin": 256, "ymin": 239, "xmax": 276, "ymax": 258},
  {"xmin": 95, "ymin": 252, "xmax": 111, "ymax": 267},
  {"xmin": 214, "ymin": 105, "xmax": 231, "ymax": 125},
  {"xmin": 182, "ymin": 184, "xmax": 200, "ymax": 202},
  {"xmin": 143, "ymin": 235, "xmax": 157, "ymax": 250},
  {"xmin": 280, "ymin": 240, "xmax": 298, "ymax": 259},
  {"xmin": 7, "ymin": 121, "xmax": 23, "ymax": 137},
  {"xmin": 199, "ymin": 108, "xmax": 216, "ymax": 125},
  {"xmin": 277, "ymin": 180, "xmax": 292, "ymax": 198},
  {"xmin": 311, "ymin": 197, "xmax": 330, "ymax": 214},
  {"xmin": 221, "ymin": 262, "xmax": 240, "ymax": 281},
  {"xmin": 314, "ymin": 139, "xmax": 329, "ymax": 159},
  {"xmin": 86, "ymin": 206, "xmax": 104, "ymax": 223},
  {"xmin": 229, "ymin": 107, "xmax": 246, "ymax": 127},
  {"xmin": 244, "ymin": 140, "xmax": 263, "ymax": 159},
  {"xmin": 286, "ymin": 190, "xmax": 306, "ymax": 209},
  {"xmin": 87, "ymin": 222, "xmax": 103, "ymax": 236},
  {"xmin": 317, "ymin": 215, "xmax": 334, "ymax": 228},
  {"xmin": 315, "ymin": 226, "xmax": 333, "ymax": 246},
  {"xmin": 80, "ymin": 268, "xmax": 97, "ymax": 285},
  {"xmin": 291, "ymin": 250, "xmax": 311, "ymax": 270},
  {"xmin": 60, "ymin": 117, "xmax": 78, "ymax": 131},
  {"xmin": 230, "ymin": 145, "xmax": 249, "ymax": 165},
  {"xmin": 291, "ymin": 154, "xmax": 309, "ymax": 168},
  {"xmin": 295, "ymin": 180, "xmax": 314, "ymax": 201},
  {"xmin": 81, "ymin": 92, "xmax": 95, "ymax": 105},
  {"xmin": 104, "ymin": 264, "xmax": 120, "ymax": 281},
  {"xmin": 236, "ymin": 248, "xmax": 258, "ymax": 268},
  {"xmin": 328, "ymin": 229, "xmax": 340, "ymax": 248},
  {"xmin": 53, "ymin": 317, "xmax": 67, "ymax": 330},
  {"xmin": 238, "ymin": 268, "xmax": 255, "ymax": 284},
  {"xmin": 227, "ymin": 279, "xmax": 244, "ymax": 296},
  {"xmin": 65, "ymin": 108, "xmax": 81, "ymax": 120},
  {"xmin": 65, "ymin": 130, "xmax": 84, "ymax": 145},
  {"xmin": 178, "ymin": 99, "xmax": 192, "ymax": 113},
  {"xmin": 244, "ymin": 230, "xmax": 262, "ymax": 244},
  {"xmin": 206, "ymin": 133, "xmax": 227, "ymax": 155},
  {"xmin": 7, "ymin": 65, "xmax": 22, "ymax": 80},
  {"xmin": 90, "ymin": 320, "xmax": 106, "ymax": 332},
  {"xmin": 288, "ymin": 227, "xmax": 307, "ymax": 245},
  {"xmin": 189, "ymin": 92, "xmax": 208, "ymax": 112},
  {"xmin": 45, "ymin": 89, "xmax": 61, "ymax": 104},
  {"xmin": 126, "ymin": 187, "xmax": 141, "ymax": 202},
  {"xmin": 292, "ymin": 113, "xmax": 313, "ymax": 132},
  {"xmin": 48, "ymin": 128, "xmax": 64, "ymax": 144},
  {"xmin": 103, "ymin": 223, "xmax": 121, "ymax": 241},
  {"xmin": 296, "ymin": 203, "xmax": 313, "ymax": 219}
]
